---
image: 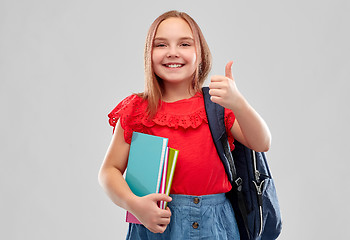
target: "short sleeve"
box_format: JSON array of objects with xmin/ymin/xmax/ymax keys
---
[
  {"xmin": 107, "ymin": 94, "xmax": 147, "ymax": 144},
  {"xmin": 224, "ymin": 108, "xmax": 236, "ymax": 150}
]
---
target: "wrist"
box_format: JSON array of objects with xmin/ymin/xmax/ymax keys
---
[
  {"xmin": 229, "ymin": 93, "xmax": 248, "ymax": 112},
  {"xmin": 125, "ymin": 194, "xmax": 139, "ymax": 212}
]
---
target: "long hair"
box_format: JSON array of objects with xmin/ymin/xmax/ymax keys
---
[{"xmin": 140, "ymin": 10, "xmax": 212, "ymax": 118}]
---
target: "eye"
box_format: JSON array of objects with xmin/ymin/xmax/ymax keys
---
[
  {"xmin": 180, "ymin": 43, "xmax": 191, "ymax": 47},
  {"xmin": 154, "ymin": 43, "xmax": 167, "ymax": 47}
]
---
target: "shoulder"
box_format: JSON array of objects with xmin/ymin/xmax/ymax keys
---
[
  {"xmin": 107, "ymin": 94, "xmax": 148, "ymax": 144},
  {"xmin": 108, "ymin": 94, "xmax": 145, "ymax": 125},
  {"xmin": 109, "ymin": 94, "xmax": 144, "ymax": 114}
]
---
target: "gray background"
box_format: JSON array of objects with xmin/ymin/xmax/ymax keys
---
[{"xmin": 1, "ymin": 0, "xmax": 349, "ymax": 239}]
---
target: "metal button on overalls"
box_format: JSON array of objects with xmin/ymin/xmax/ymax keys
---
[
  {"xmin": 192, "ymin": 222, "xmax": 199, "ymax": 229},
  {"xmin": 193, "ymin": 197, "xmax": 200, "ymax": 204}
]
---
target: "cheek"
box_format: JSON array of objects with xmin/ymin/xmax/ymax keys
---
[
  {"xmin": 151, "ymin": 53, "xmax": 157, "ymax": 65},
  {"xmin": 151, "ymin": 50, "xmax": 160, "ymax": 64},
  {"xmin": 152, "ymin": 48, "xmax": 167, "ymax": 63},
  {"xmin": 151, "ymin": 51, "xmax": 162, "ymax": 75},
  {"xmin": 191, "ymin": 52, "xmax": 197, "ymax": 64},
  {"xmin": 187, "ymin": 52, "xmax": 197, "ymax": 68},
  {"xmin": 184, "ymin": 50, "xmax": 196, "ymax": 63}
]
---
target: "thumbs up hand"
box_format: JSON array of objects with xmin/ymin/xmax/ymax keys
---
[{"xmin": 209, "ymin": 61, "xmax": 244, "ymax": 111}]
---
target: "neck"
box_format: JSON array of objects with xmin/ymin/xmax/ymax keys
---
[{"xmin": 162, "ymin": 82, "xmax": 196, "ymax": 103}]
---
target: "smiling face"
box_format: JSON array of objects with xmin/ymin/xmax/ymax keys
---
[{"xmin": 152, "ymin": 17, "xmax": 197, "ymax": 87}]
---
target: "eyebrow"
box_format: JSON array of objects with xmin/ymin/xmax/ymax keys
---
[{"xmin": 154, "ymin": 37, "xmax": 194, "ymax": 41}]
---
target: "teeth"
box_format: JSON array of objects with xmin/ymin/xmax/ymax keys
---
[{"xmin": 166, "ymin": 64, "xmax": 183, "ymax": 68}]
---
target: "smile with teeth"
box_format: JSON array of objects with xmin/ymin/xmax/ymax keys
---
[{"xmin": 164, "ymin": 64, "xmax": 184, "ymax": 68}]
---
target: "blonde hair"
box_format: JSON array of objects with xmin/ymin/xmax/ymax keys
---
[{"xmin": 140, "ymin": 10, "xmax": 212, "ymax": 118}]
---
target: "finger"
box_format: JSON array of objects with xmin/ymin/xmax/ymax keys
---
[
  {"xmin": 149, "ymin": 225, "xmax": 165, "ymax": 234},
  {"xmin": 209, "ymin": 81, "xmax": 224, "ymax": 90},
  {"xmin": 210, "ymin": 75, "xmax": 225, "ymax": 82},
  {"xmin": 165, "ymin": 207, "xmax": 172, "ymax": 217},
  {"xmin": 225, "ymin": 61, "xmax": 234, "ymax": 80},
  {"xmin": 160, "ymin": 208, "xmax": 172, "ymax": 218},
  {"xmin": 158, "ymin": 221, "xmax": 170, "ymax": 228},
  {"xmin": 158, "ymin": 216, "xmax": 171, "ymax": 225},
  {"xmin": 149, "ymin": 223, "xmax": 168, "ymax": 234},
  {"xmin": 155, "ymin": 225, "xmax": 168, "ymax": 234},
  {"xmin": 209, "ymin": 88, "xmax": 224, "ymax": 97},
  {"xmin": 150, "ymin": 194, "xmax": 172, "ymax": 202},
  {"xmin": 210, "ymin": 96, "xmax": 223, "ymax": 105}
]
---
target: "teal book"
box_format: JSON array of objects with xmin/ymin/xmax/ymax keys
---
[{"xmin": 125, "ymin": 132, "xmax": 168, "ymax": 224}]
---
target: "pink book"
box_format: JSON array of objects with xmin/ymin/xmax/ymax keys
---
[
  {"xmin": 126, "ymin": 211, "xmax": 141, "ymax": 224},
  {"xmin": 159, "ymin": 148, "xmax": 169, "ymax": 209}
]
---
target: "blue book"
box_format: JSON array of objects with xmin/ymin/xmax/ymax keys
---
[{"xmin": 125, "ymin": 132, "xmax": 168, "ymax": 224}]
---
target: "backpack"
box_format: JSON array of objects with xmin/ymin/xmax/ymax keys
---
[{"xmin": 202, "ymin": 87, "xmax": 282, "ymax": 240}]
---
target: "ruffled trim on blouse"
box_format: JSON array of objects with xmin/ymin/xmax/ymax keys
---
[
  {"xmin": 108, "ymin": 95, "xmax": 147, "ymax": 144},
  {"xmin": 108, "ymin": 94, "xmax": 210, "ymax": 144},
  {"xmin": 146, "ymin": 109, "xmax": 208, "ymax": 129}
]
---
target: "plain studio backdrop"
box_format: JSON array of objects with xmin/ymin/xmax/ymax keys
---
[{"xmin": 1, "ymin": 0, "xmax": 349, "ymax": 239}]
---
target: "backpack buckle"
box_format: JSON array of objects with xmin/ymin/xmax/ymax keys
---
[
  {"xmin": 235, "ymin": 177, "xmax": 243, "ymax": 191},
  {"xmin": 235, "ymin": 177, "xmax": 242, "ymax": 186}
]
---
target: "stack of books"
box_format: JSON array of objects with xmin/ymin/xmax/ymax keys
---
[{"xmin": 124, "ymin": 132, "xmax": 179, "ymax": 224}]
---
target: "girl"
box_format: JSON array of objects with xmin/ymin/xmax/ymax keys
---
[{"xmin": 99, "ymin": 10, "xmax": 271, "ymax": 239}]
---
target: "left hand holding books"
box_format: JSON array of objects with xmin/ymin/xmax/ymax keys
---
[{"xmin": 128, "ymin": 193, "xmax": 172, "ymax": 233}]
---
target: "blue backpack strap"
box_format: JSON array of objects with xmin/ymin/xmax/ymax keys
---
[
  {"xmin": 202, "ymin": 87, "xmax": 241, "ymax": 187},
  {"xmin": 202, "ymin": 87, "xmax": 250, "ymax": 239}
]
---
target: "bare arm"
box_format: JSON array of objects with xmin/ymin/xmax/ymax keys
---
[
  {"xmin": 229, "ymin": 99, "xmax": 271, "ymax": 152},
  {"xmin": 98, "ymin": 120, "xmax": 172, "ymax": 233},
  {"xmin": 209, "ymin": 61, "xmax": 271, "ymax": 152},
  {"xmin": 98, "ymin": 120, "xmax": 134, "ymax": 208}
]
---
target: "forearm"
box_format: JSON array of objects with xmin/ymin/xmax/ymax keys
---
[
  {"xmin": 231, "ymin": 97, "xmax": 271, "ymax": 152},
  {"xmin": 99, "ymin": 165, "xmax": 172, "ymax": 233},
  {"xmin": 98, "ymin": 166, "xmax": 137, "ymax": 212}
]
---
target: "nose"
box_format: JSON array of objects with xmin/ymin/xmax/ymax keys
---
[{"xmin": 166, "ymin": 45, "xmax": 179, "ymax": 58}]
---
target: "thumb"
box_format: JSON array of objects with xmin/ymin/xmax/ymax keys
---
[
  {"xmin": 150, "ymin": 193, "xmax": 172, "ymax": 202},
  {"xmin": 225, "ymin": 60, "xmax": 234, "ymax": 80}
]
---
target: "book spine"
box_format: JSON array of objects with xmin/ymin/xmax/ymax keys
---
[
  {"xmin": 165, "ymin": 150, "xmax": 178, "ymax": 196},
  {"xmin": 164, "ymin": 149, "xmax": 179, "ymax": 209},
  {"xmin": 155, "ymin": 139, "xmax": 168, "ymax": 193},
  {"xmin": 159, "ymin": 147, "xmax": 169, "ymax": 209}
]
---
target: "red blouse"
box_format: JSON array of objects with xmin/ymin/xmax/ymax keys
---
[{"xmin": 108, "ymin": 91, "xmax": 236, "ymax": 195}]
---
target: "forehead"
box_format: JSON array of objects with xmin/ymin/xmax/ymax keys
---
[{"xmin": 155, "ymin": 17, "xmax": 193, "ymax": 39}]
